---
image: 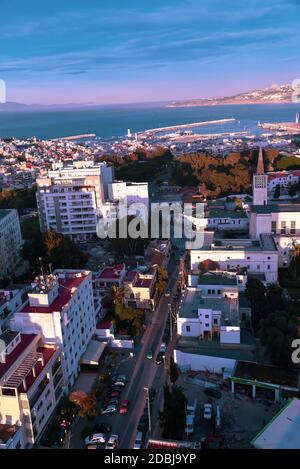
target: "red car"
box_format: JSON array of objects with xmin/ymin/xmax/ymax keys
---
[{"xmin": 119, "ymin": 400, "xmax": 129, "ymax": 414}]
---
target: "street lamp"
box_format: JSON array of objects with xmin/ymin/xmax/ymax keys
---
[{"xmin": 144, "ymin": 387, "xmax": 152, "ymax": 434}]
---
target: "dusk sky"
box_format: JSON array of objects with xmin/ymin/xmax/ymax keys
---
[{"xmin": 1, "ymin": 0, "xmax": 300, "ymax": 105}]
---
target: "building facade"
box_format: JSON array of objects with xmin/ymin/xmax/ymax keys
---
[
  {"xmin": 0, "ymin": 209, "xmax": 22, "ymax": 276},
  {"xmin": 10, "ymin": 270, "xmax": 96, "ymax": 391}
]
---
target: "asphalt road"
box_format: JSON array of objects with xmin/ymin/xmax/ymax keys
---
[{"xmin": 91, "ymin": 262, "xmax": 179, "ymax": 449}]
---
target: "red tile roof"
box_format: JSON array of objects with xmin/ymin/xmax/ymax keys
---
[
  {"xmin": 124, "ymin": 270, "xmax": 137, "ymax": 283},
  {"xmin": 97, "ymin": 264, "xmax": 125, "ymax": 281},
  {"xmin": 20, "ymin": 275, "xmax": 87, "ymax": 314}
]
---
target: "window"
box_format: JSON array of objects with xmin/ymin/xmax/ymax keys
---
[
  {"xmin": 291, "ymin": 221, "xmax": 296, "ymax": 235},
  {"xmin": 205, "ymin": 314, "xmax": 209, "ymax": 318},
  {"xmin": 186, "ymin": 325, "xmax": 191, "ymax": 332},
  {"xmin": 257, "ymin": 265, "xmax": 260, "ymax": 270},
  {"xmin": 271, "ymin": 221, "xmax": 276, "ymax": 233},
  {"xmin": 213, "ymin": 318, "xmax": 218, "ymax": 325},
  {"xmin": 205, "ymin": 323, "xmax": 209, "ymax": 327},
  {"xmin": 217, "ymin": 289, "xmax": 221, "ymax": 294},
  {"xmin": 281, "ymin": 221, "xmax": 286, "ymax": 234}
]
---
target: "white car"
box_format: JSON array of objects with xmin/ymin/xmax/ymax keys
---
[
  {"xmin": 85, "ymin": 433, "xmax": 106, "ymax": 446},
  {"xmin": 160, "ymin": 342, "xmax": 166, "ymax": 353},
  {"xmin": 100, "ymin": 405, "xmax": 117, "ymax": 415},
  {"xmin": 133, "ymin": 432, "xmax": 143, "ymax": 449},
  {"xmin": 203, "ymin": 403, "xmax": 212, "ymax": 420},
  {"xmin": 106, "ymin": 434, "xmax": 119, "ymax": 449}
]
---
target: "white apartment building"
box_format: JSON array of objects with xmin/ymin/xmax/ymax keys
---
[
  {"xmin": 249, "ymin": 204, "xmax": 300, "ymax": 267},
  {"xmin": 267, "ymin": 170, "xmax": 300, "ymax": 192},
  {"xmin": 0, "ymin": 209, "xmax": 22, "ymax": 276},
  {"xmin": 10, "ymin": 270, "xmax": 96, "ymax": 391},
  {"xmin": 108, "ymin": 181, "xmax": 149, "ymax": 225},
  {"xmin": 189, "ymin": 233, "xmax": 278, "ymax": 283},
  {"xmin": 177, "ymin": 288, "xmax": 240, "ymax": 344},
  {"xmin": 36, "ymin": 161, "xmax": 114, "ymax": 240},
  {"xmin": 0, "ymin": 288, "xmax": 26, "ymax": 333},
  {"xmin": 0, "ymin": 330, "xmax": 64, "ymax": 447}
]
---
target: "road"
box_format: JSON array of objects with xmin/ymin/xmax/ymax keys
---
[
  {"xmin": 99, "ymin": 262, "xmax": 179, "ymax": 448},
  {"xmin": 69, "ymin": 253, "xmax": 181, "ymax": 449}
]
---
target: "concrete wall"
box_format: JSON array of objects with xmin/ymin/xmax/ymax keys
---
[{"xmin": 174, "ymin": 349, "xmax": 236, "ymax": 374}]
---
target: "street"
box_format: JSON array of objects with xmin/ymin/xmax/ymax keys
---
[{"xmin": 70, "ymin": 254, "xmax": 180, "ymax": 449}]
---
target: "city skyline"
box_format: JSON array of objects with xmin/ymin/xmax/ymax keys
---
[{"xmin": 1, "ymin": 0, "xmax": 300, "ymax": 105}]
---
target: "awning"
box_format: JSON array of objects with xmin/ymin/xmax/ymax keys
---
[{"xmin": 80, "ymin": 340, "xmax": 107, "ymax": 366}]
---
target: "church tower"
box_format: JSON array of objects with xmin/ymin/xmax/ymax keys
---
[{"xmin": 253, "ymin": 147, "xmax": 268, "ymax": 205}]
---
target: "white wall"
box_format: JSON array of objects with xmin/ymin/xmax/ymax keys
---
[{"xmin": 174, "ymin": 349, "xmax": 236, "ymax": 374}]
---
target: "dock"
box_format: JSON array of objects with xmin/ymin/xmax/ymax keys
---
[{"xmin": 140, "ymin": 118, "xmax": 236, "ymax": 135}]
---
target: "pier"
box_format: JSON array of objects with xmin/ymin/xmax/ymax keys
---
[
  {"xmin": 51, "ymin": 133, "xmax": 96, "ymax": 141},
  {"xmin": 140, "ymin": 118, "xmax": 236, "ymax": 135}
]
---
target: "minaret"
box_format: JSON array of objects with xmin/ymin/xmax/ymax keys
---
[{"xmin": 253, "ymin": 147, "xmax": 268, "ymax": 205}]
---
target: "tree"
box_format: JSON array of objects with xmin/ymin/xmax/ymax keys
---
[
  {"xmin": 109, "ymin": 216, "xmax": 150, "ymax": 256},
  {"xmin": 155, "ymin": 267, "xmax": 168, "ymax": 295},
  {"xmin": 69, "ymin": 391, "xmax": 98, "ymax": 418},
  {"xmin": 159, "ymin": 383, "xmax": 187, "ymax": 439},
  {"xmin": 245, "ymin": 278, "xmax": 268, "ymax": 332},
  {"xmin": 274, "ymin": 184, "xmax": 281, "ymax": 199},
  {"xmin": 259, "ymin": 310, "xmax": 299, "ymax": 367},
  {"xmin": 169, "ymin": 357, "xmax": 179, "ymax": 383}
]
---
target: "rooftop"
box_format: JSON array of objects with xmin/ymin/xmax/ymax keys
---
[
  {"xmin": 251, "ymin": 204, "xmax": 300, "ymax": 214},
  {"xmin": 20, "ymin": 273, "xmax": 87, "ymax": 314},
  {"xmin": 0, "ymin": 209, "xmax": 13, "ymax": 221},
  {"xmin": 198, "ymin": 272, "xmax": 237, "ymax": 286},
  {"xmin": 0, "ymin": 333, "xmax": 37, "ymax": 380},
  {"xmin": 178, "ymin": 288, "xmax": 238, "ymax": 319},
  {"xmin": 232, "ymin": 360, "xmax": 300, "ymax": 389},
  {"xmin": 207, "ymin": 209, "xmax": 248, "ymax": 219},
  {"xmin": 176, "ymin": 334, "xmax": 255, "ymax": 361},
  {"xmin": 252, "ymin": 399, "xmax": 300, "ymax": 449},
  {"xmin": 97, "ymin": 264, "xmax": 125, "ymax": 281}
]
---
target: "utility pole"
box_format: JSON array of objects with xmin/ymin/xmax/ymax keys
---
[{"xmin": 144, "ymin": 387, "xmax": 152, "ymax": 434}]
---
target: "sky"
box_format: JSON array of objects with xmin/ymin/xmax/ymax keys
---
[{"xmin": 0, "ymin": 0, "xmax": 300, "ymax": 105}]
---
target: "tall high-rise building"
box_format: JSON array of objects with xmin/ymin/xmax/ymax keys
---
[
  {"xmin": 253, "ymin": 147, "xmax": 268, "ymax": 206},
  {"xmin": 0, "ymin": 209, "xmax": 22, "ymax": 276},
  {"xmin": 36, "ymin": 161, "xmax": 114, "ymax": 240}
]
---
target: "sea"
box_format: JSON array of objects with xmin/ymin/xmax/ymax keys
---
[{"xmin": 0, "ymin": 102, "xmax": 299, "ymax": 140}]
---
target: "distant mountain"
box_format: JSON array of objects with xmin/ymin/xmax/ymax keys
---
[
  {"xmin": 167, "ymin": 84, "xmax": 294, "ymax": 108},
  {"xmin": 0, "ymin": 101, "xmax": 95, "ymax": 112}
]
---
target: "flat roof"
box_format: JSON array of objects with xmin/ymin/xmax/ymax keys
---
[
  {"xmin": 232, "ymin": 361, "xmax": 299, "ymax": 389},
  {"xmin": 207, "ymin": 209, "xmax": 248, "ymax": 219},
  {"xmin": 251, "ymin": 204, "xmax": 300, "ymax": 214},
  {"xmin": 20, "ymin": 274, "xmax": 87, "ymax": 314},
  {"xmin": 252, "ymin": 399, "xmax": 300, "ymax": 449},
  {"xmin": 198, "ymin": 273, "xmax": 236, "ymax": 286},
  {"xmin": 0, "ymin": 209, "xmax": 13, "ymax": 221},
  {"xmin": 0, "ymin": 333, "xmax": 37, "ymax": 380},
  {"xmin": 176, "ymin": 335, "xmax": 255, "ymax": 361},
  {"xmin": 178, "ymin": 288, "xmax": 238, "ymax": 319}
]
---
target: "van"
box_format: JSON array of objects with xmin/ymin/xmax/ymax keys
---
[{"xmin": 133, "ymin": 432, "xmax": 143, "ymax": 449}]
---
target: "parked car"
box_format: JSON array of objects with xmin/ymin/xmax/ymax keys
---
[
  {"xmin": 133, "ymin": 431, "xmax": 144, "ymax": 449},
  {"xmin": 93, "ymin": 423, "xmax": 111, "ymax": 434},
  {"xmin": 105, "ymin": 391, "xmax": 120, "ymax": 402},
  {"xmin": 100, "ymin": 405, "xmax": 118, "ymax": 415},
  {"xmin": 204, "ymin": 389, "xmax": 222, "ymax": 399},
  {"xmin": 155, "ymin": 352, "xmax": 164, "ymax": 365},
  {"xmin": 146, "ymin": 350, "xmax": 153, "ymax": 360},
  {"xmin": 203, "ymin": 403, "xmax": 212, "ymax": 420},
  {"xmin": 119, "ymin": 400, "xmax": 129, "ymax": 414},
  {"xmin": 85, "ymin": 433, "xmax": 106, "ymax": 446},
  {"xmin": 106, "ymin": 434, "xmax": 119, "ymax": 449}
]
